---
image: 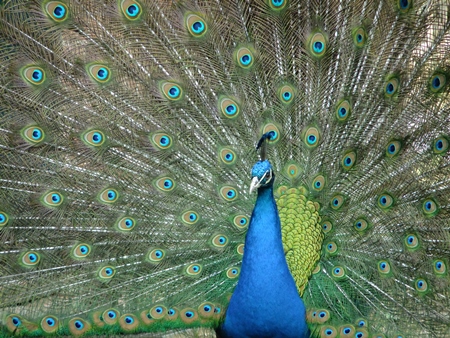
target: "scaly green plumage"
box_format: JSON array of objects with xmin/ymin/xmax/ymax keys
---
[{"xmin": 0, "ymin": 0, "xmax": 450, "ymax": 337}]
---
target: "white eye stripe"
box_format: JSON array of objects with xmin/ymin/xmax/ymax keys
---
[{"xmin": 264, "ymin": 170, "xmax": 273, "ymax": 184}]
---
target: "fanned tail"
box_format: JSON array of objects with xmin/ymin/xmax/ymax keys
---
[{"xmin": 0, "ymin": 0, "xmax": 449, "ymax": 337}]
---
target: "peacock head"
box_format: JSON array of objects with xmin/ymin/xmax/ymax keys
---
[
  {"xmin": 249, "ymin": 160, "xmax": 274, "ymax": 193},
  {"xmin": 249, "ymin": 131, "xmax": 276, "ymax": 193}
]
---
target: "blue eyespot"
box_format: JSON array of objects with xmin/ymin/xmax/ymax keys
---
[
  {"xmin": 432, "ymin": 136, "xmax": 448, "ymax": 154},
  {"xmin": 159, "ymin": 136, "xmax": 170, "ymax": 146},
  {"xmin": 22, "ymin": 251, "xmax": 40, "ymax": 266},
  {"xmin": 161, "ymin": 82, "xmax": 183, "ymax": 100},
  {"xmin": 108, "ymin": 311, "xmax": 116, "ymax": 319},
  {"xmin": 333, "ymin": 198, "xmax": 339, "ymax": 206},
  {"xmin": 422, "ymin": 198, "xmax": 438, "ymax": 216},
  {"xmin": 74, "ymin": 320, "xmax": 84, "ymax": 330},
  {"xmin": 0, "ymin": 213, "xmax": 5, "ymax": 223},
  {"xmin": 224, "ymin": 153, "xmax": 234, "ymax": 162},
  {"xmin": 154, "ymin": 250, "xmax": 163, "ymax": 258},
  {"xmin": 220, "ymin": 186, "xmax": 238, "ymax": 201},
  {"xmin": 156, "ymin": 177, "xmax": 175, "ymax": 192},
  {"xmin": 388, "ymin": 143, "xmax": 396, "ymax": 154},
  {"xmin": 307, "ymin": 134, "xmax": 317, "ymax": 144},
  {"xmin": 46, "ymin": 317, "xmax": 55, "ymax": 326},
  {"xmin": 51, "ymin": 193, "xmax": 61, "ymax": 203},
  {"xmin": 127, "ymin": 5, "xmax": 140, "ymax": 17},
  {"xmin": 203, "ymin": 305, "xmax": 211, "ymax": 312},
  {"xmin": 192, "ymin": 265, "xmax": 199, "ymax": 272},
  {"xmin": 283, "ymin": 91, "xmax": 292, "ymax": 101},
  {"xmin": 358, "ymin": 320, "xmax": 366, "ymax": 327},
  {"xmin": 432, "ymin": 76, "xmax": 441, "ymax": 89},
  {"xmin": 156, "ymin": 307, "xmax": 163, "ymax": 313},
  {"xmin": 168, "ymin": 86, "xmax": 180, "ymax": 98},
  {"xmin": 225, "ymin": 104, "xmax": 237, "ymax": 115},
  {"xmin": 386, "ymin": 82, "xmax": 394, "ymax": 94},
  {"xmin": 189, "ymin": 213, "xmax": 197, "ymax": 221},
  {"xmin": 436, "ymin": 261, "xmax": 442, "ymax": 269},
  {"xmin": 185, "ymin": 311, "xmax": 194, "ymax": 318},
  {"xmin": 97, "ymin": 68, "xmax": 109, "ymax": 80},
  {"xmin": 240, "ymin": 54, "xmax": 252, "ymax": 66},
  {"xmin": 92, "ymin": 132, "xmax": 103, "ymax": 144},
  {"xmin": 168, "ymin": 309, "xmax": 175, "ymax": 316},
  {"xmin": 325, "ymin": 329, "xmax": 333, "ymax": 336},
  {"xmin": 125, "ymin": 316, "xmax": 134, "ymax": 324},
  {"xmin": 107, "ymin": 190, "xmax": 116, "ymax": 200},
  {"xmin": 80, "ymin": 245, "xmax": 89, "ymax": 254},
  {"xmin": 29, "ymin": 253, "xmax": 38, "ymax": 262},
  {"xmin": 356, "ymin": 332, "xmax": 363, "ymax": 338},
  {"xmin": 192, "ymin": 21, "xmax": 205, "ymax": 34},
  {"xmin": 231, "ymin": 269, "xmax": 238, "ymax": 275},
  {"xmin": 53, "ymin": 5, "xmax": 66, "ymax": 18},
  {"xmin": 313, "ymin": 41, "xmax": 324, "ymax": 53},
  {"xmin": 12, "ymin": 317, "xmax": 21, "ymax": 326},
  {"xmin": 164, "ymin": 179, "xmax": 173, "ymax": 188},
  {"xmin": 32, "ymin": 128, "xmax": 42, "ymax": 140},
  {"xmin": 338, "ymin": 107, "xmax": 347, "ymax": 118},
  {"xmin": 405, "ymin": 234, "xmax": 419, "ymax": 250},
  {"xmin": 356, "ymin": 34, "xmax": 363, "ymax": 42},
  {"xmin": 399, "ymin": 0, "xmax": 409, "ymax": 9},
  {"xmin": 341, "ymin": 151, "xmax": 356, "ymax": 169},
  {"xmin": 240, "ymin": 218, "xmax": 247, "ymax": 225},
  {"xmin": 125, "ymin": 219, "xmax": 133, "ymax": 228},
  {"xmin": 272, "ymin": 0, "xmax": 284, "ymax": 7},
  {"xmin": 378, "ymin": 193, "xmax": 393, "ymax": 209},
  {"xmin": 344, "ymin": 327, "xmax": 351, "ymax": 334},
  {"xmin": 343, "ymin": 156, "xmax": 353, "ymax": 166},
  {"xmin": 105, "ymin": 268, "xmax": 113, "ymax": 275},
  {"xmin": 32, "ymin": 69, "xmax": 43, "ymax": 82}
]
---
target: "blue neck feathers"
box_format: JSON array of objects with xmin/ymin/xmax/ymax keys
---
[{"xmin": 220, "ymin": 184, "xmax": 309, "ymax": 338}]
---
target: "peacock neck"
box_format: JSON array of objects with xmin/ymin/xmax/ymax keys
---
[
  {"xmin": 220, "ymin": 184, "xmax": 308, "ymax": 338},
  {"xmin": 243, "ymin": 185, "xmax": 286, "ymax": 268}
]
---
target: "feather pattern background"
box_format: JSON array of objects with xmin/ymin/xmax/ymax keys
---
[{"xmin": 0, "ymin": 0, "xmax": 449, "ymax": 337}]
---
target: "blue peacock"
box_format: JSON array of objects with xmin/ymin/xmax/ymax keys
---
[{"xmin": 0, "ymin": 0, "xmax": 449, "ymax": 337}]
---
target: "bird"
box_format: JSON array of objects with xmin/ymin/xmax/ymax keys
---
[{"xmin": 0, "ymin": 0, "xmax": 449, "ymax": 337}]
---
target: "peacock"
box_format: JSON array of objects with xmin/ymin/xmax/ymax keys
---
[{"xmin": 0, "ymin": 0, "xmax": 449, "ymax": 337}]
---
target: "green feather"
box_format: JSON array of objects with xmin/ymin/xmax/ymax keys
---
[{"xmin": 0, "ymin": 0, "xmax": 449, "ymax": 337}]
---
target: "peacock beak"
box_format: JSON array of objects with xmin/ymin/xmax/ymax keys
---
[{"xmin": 249, "ymin": 176, "xmax": 260, "ymax": 194}]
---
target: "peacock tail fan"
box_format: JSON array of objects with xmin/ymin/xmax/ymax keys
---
[{"xmin": 0, "ymin": 0, "xmax": 449, "ymax": 337}]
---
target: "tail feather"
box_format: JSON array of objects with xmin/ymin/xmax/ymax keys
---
[{"xmin": 0, "ymin": 0, "xmax": 449, "ymax": 337}]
